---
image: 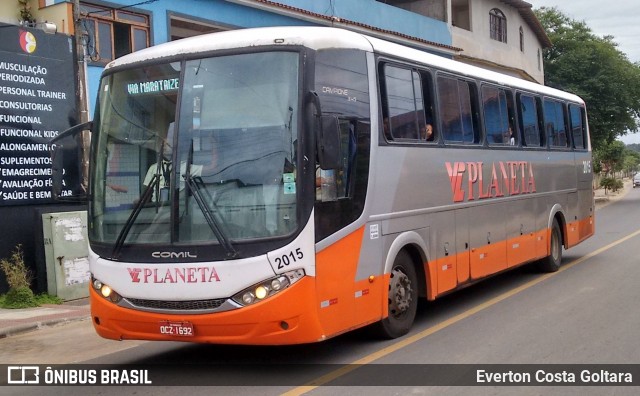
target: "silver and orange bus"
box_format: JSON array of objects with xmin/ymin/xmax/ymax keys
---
[{"xmin": 54, "ymin": 26, "xmax": 594, "ymax": 344}]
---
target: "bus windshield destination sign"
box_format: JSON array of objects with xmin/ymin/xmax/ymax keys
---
[{"xmin": 127, "ymin": 78, "xmax": 179, "ymax": 96}]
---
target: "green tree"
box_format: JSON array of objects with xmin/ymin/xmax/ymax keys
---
[
  {"xmin": 627, "ymin": 143, "xmax": 640, "ymax": 154},
  {"xmin": 535, "ymin": 7, "xmax": 640, "ymax": 150},
  {"xmin": 594, "ymin": 140, "xmax": 627, "ymax": 176},
  {"xmin": 623, "ymin": 148, "xmax": 640, "ymax": 176}
]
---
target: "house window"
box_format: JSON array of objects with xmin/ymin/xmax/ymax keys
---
[
  {"xmin": 169, "ymin": 16, "xmax": 229, "ymax": 41},
  {"xmin": 520, "ymin": 26, "xmax": 524, "ymax": 52},
  {"xmin": 378, "ymin": 0, "xmax": 448, "ymax": 22},
  {"xmin": 81, "ymin": 3, "xmax": 150, "ymax": 64},
  {"xmin": 452, "ymin": 0, "xmax": 471, "ymax": 30},
  {"xmin": 537, "ymin": 49, "xmax": 541, "ymax": 70},
  {"xmin": 489, "ymin": 8, "xmax": 507, "ymax": 43}
]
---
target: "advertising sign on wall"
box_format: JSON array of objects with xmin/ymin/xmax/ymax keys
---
[{"xmin": 0, "ymin": 23, "xmax": 78, "ymax": 206}]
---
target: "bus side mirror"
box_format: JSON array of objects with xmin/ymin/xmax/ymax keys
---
[
  {"xmin": 50, "ymin": 121, "xmax": 92, "ymax": 201},
  {"xmin": 317, "ymin": 115, "xmax": 342, "ymax": 170}
]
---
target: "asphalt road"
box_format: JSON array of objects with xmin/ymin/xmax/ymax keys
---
[{"xmin": 3, "ymin": 187, "xmax": 640, "ymax": 395}]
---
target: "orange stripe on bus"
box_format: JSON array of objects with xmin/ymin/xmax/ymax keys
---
[
  {"xmin": 425, "ymin": 215, "xmax": 594, "ymax": 298},
  {"xmin": 565, "ymin": 215, "xmax": 595, "ymax": 248},
  {"xmin": 315, "ymin": 226, "xmax": 378, "ymax": 339}
]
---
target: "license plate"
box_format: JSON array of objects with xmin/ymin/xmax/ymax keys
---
[{"xmin": 159, "ymin": 321, "xmax": 194, "ymax": 337}]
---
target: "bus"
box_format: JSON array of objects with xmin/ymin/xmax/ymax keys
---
[{"xmin": 52, "ymin": 26, "xmax": 594, "ymax": 344}]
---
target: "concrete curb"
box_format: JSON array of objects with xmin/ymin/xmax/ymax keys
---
[
  {"xmin": 0, "ymin": 300, "xmax": 91, "ymax": 338},
  {"xmin": 0, "ymin": 314, "xmax": 91, "ymax": 338}
]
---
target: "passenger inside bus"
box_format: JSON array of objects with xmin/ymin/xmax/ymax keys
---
[
  {"xmin": 420, "ymin": 123, "xmax": 434, "ymax": 141},
  {"xmin": 505, "ymin": 126, "xmax": 515, "ymax": 145}
]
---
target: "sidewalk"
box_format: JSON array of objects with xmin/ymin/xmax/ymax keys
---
[
  {"xmin": 0, "ymin": 298, "xmax": 90, "ymax": 338},
  {"xmin": 594, "ymin": 178, "xmax": 632, "ymax": 208},
  {"xmin": 0, "ymin": 180, "xmax": 633, "ymax": 339}
]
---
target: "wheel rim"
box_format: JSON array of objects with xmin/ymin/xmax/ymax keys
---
[{"xmin": 389, "ymin": 267, "xmax": 413, "ymax": 319}]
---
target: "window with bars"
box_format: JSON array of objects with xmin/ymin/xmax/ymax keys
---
[
  {"xmin": 81, "ymin": 3, "xmax": 150, "ymax": 65},
  {"xmin": 489, "ymin": 8, "xmax": 507, "ymax": 43}
]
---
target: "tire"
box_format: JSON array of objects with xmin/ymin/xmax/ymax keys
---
[
  {"xmin": 536, "ymin": 219, "xmax": 562, "ymax": 272},
  {"xmin": 372, "ymin": 250, "xmax": 418, "ymax": 339}
]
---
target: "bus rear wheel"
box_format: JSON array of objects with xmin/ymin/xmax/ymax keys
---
[
  {"xmin": 373, "ymin": 250, "xmax": 418, "ymax": 339},
  {"xmin": 536, "ymin": 219, "xmax": 562, "ymax": 272}
]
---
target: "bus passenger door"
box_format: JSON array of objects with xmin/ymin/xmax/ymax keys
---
[{"xmin": 455, "ymin": 208, "xmax": 470, "ymax": 284}]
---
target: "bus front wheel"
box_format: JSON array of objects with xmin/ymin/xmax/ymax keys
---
[
  {"xmin": 373, "ymin": 250, "xmax": 418, "ymax": 339},
  {"xmin": 536, "ymin": 219, "xmax": 563, "ymax": 273}
]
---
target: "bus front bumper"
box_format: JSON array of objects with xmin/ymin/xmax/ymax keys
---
[{"xmin": 90, "ymin": 276, "xmax": 324, "ymax": 345}]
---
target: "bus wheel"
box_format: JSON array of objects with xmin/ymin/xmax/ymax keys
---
[
  {"xmin": 536, "ymin": 219, "xmax": 562, "ymax": 272},
  {"xmin": 373, "ymin": 250, "xmax": 418, "ymax": 339}
]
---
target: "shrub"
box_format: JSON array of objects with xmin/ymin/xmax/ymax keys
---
[
  {"xmin": 1, "ymin": 245, "xmax": 38, "ymax": 308},
  {"xmin": 600, "ymin": 177, "xmax": 624, "ymax": 193},
  {"xmin": 3, "ymin": 286, "xmax": 38, "ymax": 308},
  {"xmin": 0, "ymin": 245, "xmax": 31, "ymax": 289}
]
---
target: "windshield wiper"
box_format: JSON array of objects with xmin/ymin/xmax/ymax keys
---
[
  {"xmin": 183, "ymin": 174, "xmax": 239, "ymax": 259},
  {"xmin": 183, "ymin": 139, "xmax": 238, "ymax": 259},
  {"xmin": 111, "ymin": 173, "xmax": 158, "ymax": 259}
]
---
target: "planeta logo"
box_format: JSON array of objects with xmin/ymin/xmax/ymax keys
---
[
  {"xmin": 128, "ymin": 266, "xmax": 221, "ymax": 284},
  {"xmin": 19, "ymin": 30, "xmax": 37, "ymax": 54},
  {"xmin": 445, "ymin": 161, "xmax": 536, "ymax": 203}
]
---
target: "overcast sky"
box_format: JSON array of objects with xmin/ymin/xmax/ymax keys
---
[{"xmin": 527, "ymin": 1, "xmax": 640, "ymax": 144}]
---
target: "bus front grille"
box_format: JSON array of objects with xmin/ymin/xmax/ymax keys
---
[{"xmin": 124, "ymin": 297, "xmax": 228, "ymax": 313}]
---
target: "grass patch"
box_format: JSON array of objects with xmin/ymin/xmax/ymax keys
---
[{"xmin": 0, "ymin": 292, "xmax": 63, "ymax": 309}]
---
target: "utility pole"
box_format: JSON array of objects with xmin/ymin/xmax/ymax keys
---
[{"xmin": 73, "ymin": 0, "xmax": 90, "ymax": 190}]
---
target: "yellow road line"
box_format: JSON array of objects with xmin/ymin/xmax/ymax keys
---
[{"xmin": 282, "ymin": 228, "xmax": 640, "ymax": 395}]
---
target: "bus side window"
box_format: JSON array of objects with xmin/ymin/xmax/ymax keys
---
[
  {"xmin": 482, "ymin": 85, "xmax": 516, "ymax": 146},
  {"xmin": 316, "ymin": 119, "xmax": 357, "ymax": 202},
  {"xmin": 544, "ymin": 98, "xmax": 569, "ymax": 148},
  {"xmin": 518, "ymin": 93, "xmax": 541, "ymax": 147},
  {"xmin": 437, "ymin": 75, "xmax": 480, "ymax": 144},
  {"xmin": 381, "ymin": 65, "xmax": 426, "ymax": 141},
  {"xmin": 569, "ymin": 104, "xmax": 586, "ymax": 150},
  {"xmin": 314, "ymin": 48, "xmax": 371, "ymax": 242},
  {"xmin": 419, "ymin": 69, "xmax": 437, "ymax": 142}
]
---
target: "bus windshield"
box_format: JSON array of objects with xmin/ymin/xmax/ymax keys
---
[{"xmin": 90, "ymin": 52, "xmax": 300, "ymax": 255}]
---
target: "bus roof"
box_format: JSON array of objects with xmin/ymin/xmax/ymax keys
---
[
  {"xmin": 105, "ymin": 26, "xmax": 373, "ymax": 69},
  {"xmin": 366, "ymin": 35, "xmax": 584, "ymax": 104},
  {"xmin": 107, "ymin": 26, "xmax": 583, "ymax": 105}
]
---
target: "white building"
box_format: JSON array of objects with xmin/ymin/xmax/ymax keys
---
[
  {"xmin": 451, "ymin": 0, "xmax": 550, "ymax": 83},
  {"xmin": 381, "ymin": 0, "xmax": 551, "ymax": 83}
]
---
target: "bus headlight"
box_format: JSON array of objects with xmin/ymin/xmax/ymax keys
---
[
  {"xmin": 232, "ymin": 269, "xmax": 305, "ymax": 306},
  {"xmin": 91, "ymin": 277, "xmax": 122, "ymax": 303}
]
